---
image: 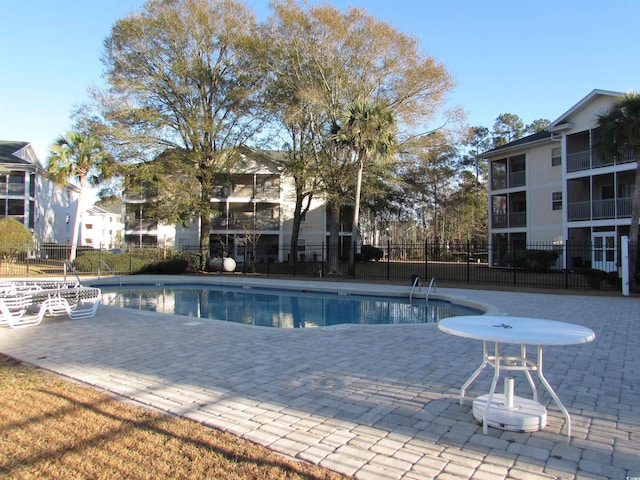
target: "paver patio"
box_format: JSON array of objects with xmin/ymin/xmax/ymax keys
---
[{"xmin": 0, "ymin": 276, "xmax": 638, "ymax": 479}]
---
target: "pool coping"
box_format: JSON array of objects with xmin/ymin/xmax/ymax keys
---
[{"xmin": 88, "ymin": 274, "xmax": 500, "ymax": 317}]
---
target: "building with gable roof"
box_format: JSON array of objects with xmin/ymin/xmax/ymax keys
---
[
  {"xmin": 123, "ymin": 145, "xmax": 330, "ymax": 262},
  {"xmin": 80, "ymin": 202, "xmax": 123, "ymax": 250},
  {"xmin": 483, "ymin": 89, "xmax": 637, "ymax": 272},
  {"xmin": 0, "ymin": 140, "xmax": 79, "ymax": 247}
]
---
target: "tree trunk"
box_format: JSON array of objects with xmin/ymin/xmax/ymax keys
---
[
  {"xmin": 289, "ymin": 184, "xmax": 311, "ymax": 265},
  {"xmin": 327, "ymin": 200, "xmax": 341, "ymax": 274},
  {"xmin": 69, "ymin": 179, "xmax": 85, "ymax": 261},
  {"xmin": 349, "ymin": 154, "xmax": 364, "ymax": 273},
  {"xmin": 199, "ymin": 180, "xmax": 213, "ymax": 261}
]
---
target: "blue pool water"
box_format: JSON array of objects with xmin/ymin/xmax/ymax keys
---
[{"xmin": 98, "ymin": 284, "xmax": 483, "ymax": 328}]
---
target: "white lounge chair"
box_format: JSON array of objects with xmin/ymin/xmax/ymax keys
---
[
  {"xmin": 0, "ymin": 295, "xmax": 67, "ymax": 328},
  {"xmin": 0, "ymin": 284, "xmax": 101, "ymax": 326}
]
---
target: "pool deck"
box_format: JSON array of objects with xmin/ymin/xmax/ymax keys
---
[{"xmin": 0, "ymin": 275, "xmax": 638, "ymax": 479}]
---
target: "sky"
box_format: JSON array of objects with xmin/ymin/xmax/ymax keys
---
[{"xmin": 2, "ymin": 0, "xmax": 639, "ymax": 163}]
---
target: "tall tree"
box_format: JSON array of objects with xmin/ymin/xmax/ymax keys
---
[
  {"xmin": 47, "ymin": 131, "xmax": 112, "ymax": 260},
  {"xmin": 525, "ymin": 118, "xmax": 551, "ymax": 135},
  {"xmin": 334, "ymin": 99, "xmax": 396, "ymax": 268},
  {"xmin": 597, "ymin": 93, "xmax": 640, "ymax": 279},
  {"xmin": 96, "ymin": 0, "xmax": 265, "ymax": 259},
  {"xmin": 261, "ymin": 1, "xmax": 453, "ymax": 272},
  {"xmin": 462, "ymin": 126, "xmax": 490, "ymax": 184},
  {"xmin": 492, "ymin": 113, "xmax": 524, "ymax": 147},
  {"xmin": 401, "ymin": 133, "xmax": 459, "ymax": 244}
]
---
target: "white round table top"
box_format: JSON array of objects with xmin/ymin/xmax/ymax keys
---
[{"xmin": 438, "ymin": 315, "xmax": 595, "ymax": 345}]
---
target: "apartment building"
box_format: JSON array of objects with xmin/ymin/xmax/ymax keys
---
[
  {"xmin": 123, "ymin": 146, "xmax": 328, "ymax": 262},
  {"xmin": 484, "ymin": 89, "xmax": 636, "ymax": 272},
  {"xmin": 80, "ymin": 202, "xmax": 123, "ymax": 250},
  {"xmin": 0, "ymin": 140, "xmax": 79, "ymax": 246}
]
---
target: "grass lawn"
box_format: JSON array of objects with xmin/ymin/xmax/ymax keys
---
[{"xmin": 0, "ymin": 355, "xmax": 349, "ymax": 480}]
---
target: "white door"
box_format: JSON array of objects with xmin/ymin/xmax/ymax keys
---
[{"xmin": 592, "ymin": 233, "xmax": 617, "ymax": 272}]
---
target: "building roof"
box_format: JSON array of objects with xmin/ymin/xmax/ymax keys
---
[
  {"xmin": 548, "ymin": 89, "xmax": 622, "ymax": 130},
  {"xmin": 86, "ymin": 202, "xmax": 122, "ymax": 216},
  {"xmin": 0, "ymin": 140, "xmax": 39, "ymax": 166},
  {"xmin": 482, "ymin": 130, "xmax": 552, "ymax": 157},
  {"xmin": 481, "ymin": 89, "xmax": 625, "ymax": 158}
]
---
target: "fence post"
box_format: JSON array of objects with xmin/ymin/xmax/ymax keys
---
[
  {"xmin": 512, "ymin": 249, "xmax": 517, "ymax": 287},
  {"xmin": 424, "ymin": 241, "xmax": 428, "ymax": 281},
  {"xmin": 293, "ymin": 245, "xmax": 297, "ymax": 277},
  {"xmin": 352, "ymin": 240, "xmax": 356, "ymax": 279},
  {"xmin": 621, "ymin": 236, "xmax": 630, "ymax": 296},
  {"xmin": 565, "ymin": 240, "xmax": 569, "ymax": 290},
  {"xmin": 386, "ymin": 240, "xmax": 390, "ymax": 281},
  {"xmin": 466, "ymin": 240, "xmax": 471, "ymax": 284}
]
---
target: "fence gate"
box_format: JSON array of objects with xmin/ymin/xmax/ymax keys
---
[{"xmin": 592, "ymin": 233, "xmax": 616, "ymax": 272}]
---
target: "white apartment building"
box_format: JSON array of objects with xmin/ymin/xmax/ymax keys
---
[
  {"xmin": 484, "ymin": 89, "xmax": 636, "ymax": 272},
  {"xmin": 123, "ymin": 146, "xmax": 329, "ymax": 262},
  {"xmin": 80, "ymin": 203, "xmax": 123, "ymax": 250},
  {"xmin": 0, "ymin": 140, "xmax": 79, "ymax": 248}
]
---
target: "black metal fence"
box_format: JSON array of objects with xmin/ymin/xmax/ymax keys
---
[
  {"xmin": 0, "ymin": 241, "xmax": 633, "ymax": 293},
  {"xmin": 245, "ymin": 241, "xmax": 631, "ymax": 293}
]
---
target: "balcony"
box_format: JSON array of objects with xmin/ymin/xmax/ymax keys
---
[
  {"xmin": 492, "ymin": 214, "xmax": 507, "ymax": 229},
  {"xmin": 211, "ymin": 216, "xmax": 279, "ymax": 230},
  {"xmin": 567, "ymin": 147, "xmax": 636, "ymax": 173},
  {"xmin": 509, "ymin": 170, "xmax": 525, "ymax": 188},
  {"xmin": 567, "ymin": 197, "xmax": 632, "ymax": 221},
  {"xmin": 124, "ymin": 218, "xmax": 158, "ymax": 232},
  {"xmin": 509, "ymin": 212, "xmax": 526, "ymax": 227}
]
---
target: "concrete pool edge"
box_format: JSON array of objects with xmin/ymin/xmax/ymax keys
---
[{"xmin": 86, "ymin": 274, "xmax": 501, "ymax": 317}]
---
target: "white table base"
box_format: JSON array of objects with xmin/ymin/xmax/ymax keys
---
[
  {"xmin": 460, "ymin": 340, "xmax": 572, "ymax": 436},
  {"xmin": 472, "ymin": 394, "xmax": 547, "ymax": 432}
]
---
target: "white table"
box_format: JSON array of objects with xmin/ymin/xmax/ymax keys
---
[{"xmin": 438, "ymin": 315, "xmax": 595, "ymax": 436}]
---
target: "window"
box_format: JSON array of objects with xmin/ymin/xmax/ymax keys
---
[
  {"xmin": 551, "ymin": 147, "xmax": 561, "ymax": 166},
  {"xmin": 7, "ymin": 199, "xmax": 24, "ymax": 216},
  {"xmin": 552, "ymin": 191, "xmax": 562, "ymax": 210},
  {"xmin": 85, "ymin": 224, "xmax": 93, "ymax": 230}
]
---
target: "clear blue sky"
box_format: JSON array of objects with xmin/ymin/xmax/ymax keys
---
[{"xmin": 2, "ymin": 0, "xmax": 639, "ymax": 162}]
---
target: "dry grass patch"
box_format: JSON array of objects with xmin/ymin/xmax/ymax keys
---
[{"xmin": 0, "ymin": 355, "xmax": 349, "ymax": 479}]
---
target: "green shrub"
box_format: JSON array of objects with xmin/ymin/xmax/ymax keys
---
[
  {"xmin": 72, "ymin": 250, "xmax": 204, "ymax": 274},
  {"xmin": 73, "ymin": 251, "xmax": 145, "ymax": 273},
  {"xmin": 0, "ymin": 218, "xmax": 33, "ymax": 262},
  {"xmin": 140, "ymin": 257, "xmax": 189, "ymax": 274},
  {"xmin": 581, "ymin": 269, "xmax": 620, "ymax": 289},
  {"xmin": 137, "ymin": 252, "xmax": 204, "ymax": 274},
  {"xmin": 503, "ymin": 249, "xmax": 559, "ymax": 272}
]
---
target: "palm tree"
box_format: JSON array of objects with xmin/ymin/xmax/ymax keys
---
[
  {"xmin": 47, "ymin": 131, "xmax": 112, "ymax": 261},
  {"xmin": 597, "ymin": 92, "xmax": 640, "ymax": 279},
  {"xmin": 335, "ymin": 99, "xmax": 396, "ymax": 269}
]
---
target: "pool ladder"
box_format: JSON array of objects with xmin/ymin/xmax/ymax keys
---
[{"xmin": 409, "ymin": 276, "xmax": 436, "ymax": 303}]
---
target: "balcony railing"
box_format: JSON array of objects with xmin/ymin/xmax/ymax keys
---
[
  {"xmin": 567, "ymin": 147, "xmax": 637, "ymax": 172},
  {"xmin": 491, "ymin": 214, "xmax": 507, "ymax": 229},
  {"xmin": 567, "ymin": 197, "xmax": 632, "ymax": 221},
  {"xmin": 124, "ymin": 219, "xmax": 158, "ymax": 231},
  {"xmin": 211, "ymin": 216, "xmax": 279, "ymax": 230}
]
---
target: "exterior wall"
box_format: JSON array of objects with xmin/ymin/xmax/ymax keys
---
[
  {"xmin": 80, "ymin": 207, "xmax": 123, "ymax": 250},
  {"xmin": 35, "ymin": 181, "xmax": 78, "ymax": 245},
  {"xmin": 561, "ymin": 95, "xmax": 616, "ymax": 132},
  {"xmin": 526, "ymin": 142, "xmax": 564, "ymax": 243},
  {"xmin": 485, "ymin": 90, "xmax": 633, "ymax": 272},
  {"xmin": 0, "ymin": 143, "xmax": 79, "ymax": 246}
]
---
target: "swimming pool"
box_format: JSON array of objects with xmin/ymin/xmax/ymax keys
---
[{"xmin": 98, "ymin": 283, "xmax": 483, "ymax": 328}]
